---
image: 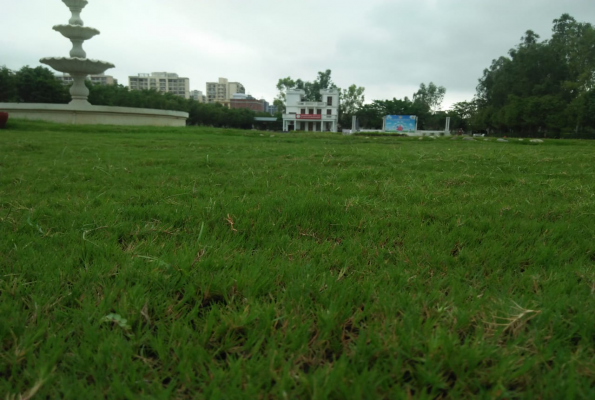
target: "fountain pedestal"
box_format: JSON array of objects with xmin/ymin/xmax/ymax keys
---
[
  {"xmin": 40, "ymin": 0, "xmax": 114, "ymax": 106},
  {"xmin": 69, "ymin": 73, "xmax": 90, "ymax": 105}
]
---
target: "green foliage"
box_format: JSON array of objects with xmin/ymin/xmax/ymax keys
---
[
  {"xmin": 9, "ymin": 66, "xmax": 70, "ymax": 103},
  {"xmin": 339, "ymin": 84, "xmax": 365, "ymax": 127},
  {"xmin": 89, "ymin": 83, "xmax": 259, "ymax": 129},
  {"xmin": 413, "ymin": 82, "xmax": 446, "ymax": 113},
  {"xmin": 450, "ymin": 100, "xmax": 479, "ymax": 131},
  {"xmin": 275, "ymin": 76, "xmax": 298, "ymax": 109},
  {"xmin": 475, "ymin": 14, "xmax": 595, "ymax": 135},
  {"xmin": 187, "ymin": 102, "xmax": 256, "ymax": 129},
  {"xmin": 305, "ymin": 69, "xmax": 335, "ymax": 101},
  {"xmin": 87, "ymin": 83, "xmax": 188, "ymax": 111},
  {"xmin": 356, "ymin": 96, "xmax": 449, "ymax": 130},
  {"xmin": 275, "ymin": 69, "xmax": 339, "ymax": 109},
  {"xmin": 0, "ymin": 66, "xmax": 18, "ymax": 102},
  {"xmin": 272, "ymin": 98, "xmax": 285, "ymax": 114},
  {"xmin": 1, "ymin": 121, "xmax": 595, "ymax": 397}
]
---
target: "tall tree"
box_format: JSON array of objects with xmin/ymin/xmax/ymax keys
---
[
  {"xmin": 304, "ymin": 70, "xmax": 336, "ymax": 101},
  {"xmin": 354, "ymin": 96, "xmax": 442, "ymax": 130},
  {"xmin": 475, "ymin": 14, "xmax": 595, "ymax": 135},
  {"xmin": 413, "ymin": 82, "xmax": 446, "ymax": 113},
  {"xmin": 450, "ymin": 100, "xmax": 479, "ymax": 131},
  {"xmin": 14, "ymin": 66, "xmax": 69, "ymax": 104},
  {"xmin": 340, "ymin": 84, "xmax": 365, "ymax": 127},
  {"xmin": 0, "ymin": 66, "xmax": 17, "ymax": 102},
  {"xmin": 274, "ymin": 69, "xmax": 338, "ymax": 112}
]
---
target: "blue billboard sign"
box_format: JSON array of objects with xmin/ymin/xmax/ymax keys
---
[{"xmin": 385, "ymin": 115, "xmax": 417, "ymax": 133}]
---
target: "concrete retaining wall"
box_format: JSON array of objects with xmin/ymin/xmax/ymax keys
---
[{"xmin": 0, "ymin": 103, "xmax": 188, "ymax": 127}]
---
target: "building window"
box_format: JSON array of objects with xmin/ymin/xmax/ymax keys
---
[
  {"xmin": 317, "ymin": 109, "xmax": 322, "ymax": 115},
  {"xmin": 327, "ymin": 109, "xmax": 332, "ymax": 115},
  {"xmin": 308, "ymin": 109, "xmax": 314, "ymax": 115},
  {"xmin": 327, "ymin": 96, "xmax": 333, "ymax": 106},
  {"xmin": 301, "ymin": 109, "xmax": 305, "ymax": 114}
]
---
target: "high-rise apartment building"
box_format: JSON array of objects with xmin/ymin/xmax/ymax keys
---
[
  {"xmin": 190, "ymin": 90, "xmax": 206, "ymax": 103},
  {"xmin": 55, "ymin": 73, "xmax": 118, "ymax": 86},
  {"xmin": 128, "ymin": 72, "xmax": 190, "ymax": 99},
  {"xmin": 206, "ymin": 77, "xmax": 245, "ymax": 105}
]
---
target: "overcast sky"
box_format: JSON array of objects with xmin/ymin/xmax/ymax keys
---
[{"xmin": 1, "ymin": 0, "xmax": 594, "ymax": 108}]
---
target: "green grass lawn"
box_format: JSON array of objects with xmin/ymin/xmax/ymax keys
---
[{"xmin": 1, "ymin": 120, "xmax": 595, "ymax": 399}]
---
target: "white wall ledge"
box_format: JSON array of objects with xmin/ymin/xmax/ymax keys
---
[{"xmin": 0, "ymin": 103, "xmax": 188, "ymax": 127}]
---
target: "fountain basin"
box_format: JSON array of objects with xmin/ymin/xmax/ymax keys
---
[
  {"xmin": 40, "ymin": 57, "xmax": 114, "ymax": 75},
  {"xmin": 53, "ymin": 24, "xmax": 99, "ymax": 40},
  {"xmin": 0, "ymin": 103, "xmax": 188, "ymax": 127}
]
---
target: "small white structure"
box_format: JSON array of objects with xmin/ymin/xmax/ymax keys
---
[{"xmin": 282, "ymin": 88, "xmax": 339, "ymax": 132}]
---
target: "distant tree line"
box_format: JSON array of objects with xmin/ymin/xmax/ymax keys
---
[
  {"xmin": 456, "ymin": 14, "xmax": 595, "ymax": 138},
  {"xmin": 1, "ymin": 65, "xmax": 70, "ymax": 104},
  {"xmin": 0, "ymin": 65, "xmax": 279, "ymax": 130},
  {"xmin": 353, "ymin": 82, "xmax": 458, "ymax": 131}
]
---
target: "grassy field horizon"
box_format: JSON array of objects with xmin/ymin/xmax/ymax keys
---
[{"xmin": 1, "ymin": 120, "xmax": 595, "ymax": 398}]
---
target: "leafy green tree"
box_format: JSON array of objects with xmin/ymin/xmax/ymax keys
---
[
  {"xmin": 354, "ymin": 95, "xmax": 438, "ymax": 130},
  {"xmin": 340, "ymin": 84, "xmax": 365, "ymax": 127},
  {"xmin": 275, "ymin": 70, "xmax": 339, "ymax": 110},
  {"xmin": 450, "ymin": 100, "xmax": 479, "ymax": 131},
  {"xmin": 451, "ymin": 101, "xmax": 477, "ymax": 121},
  {"xmin": 272, "ymin": 98, "xmax": 286, "ymax": 114},
  {"xmin": 275, "ymin": 77, "xmax": 298, "ymax": 108},
  {"xmin": 475, "ymin": 14, "xmax": 595, "ymax": 135},
  {"xmin": 413, "ymin": 82, "xmax": 446, "ymax": 113},
  {"xmin": 355, "ymin": 103, "xmax": 383, "ymax": 129},
  {"xmin": 0, "ymin": 66, "xmax": 17, "ymax": 102},
  {"xmin": 304, "ymin": 70, "xmax": 336, "ymax": 101},
  {"xmin": 14, "ymin": 66, "xmax": 69, "ymax": 103}
]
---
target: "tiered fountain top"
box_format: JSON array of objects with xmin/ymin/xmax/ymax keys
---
[{"xmin": 40, "ymin": 0, "xmax": 115, "ymax": 105}]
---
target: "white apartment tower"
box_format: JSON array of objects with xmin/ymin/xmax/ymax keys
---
[
  {"xmin": 282, "ymin": 88, "xmax": 340, "ymax": 132},
  {"xmin": 206, "ymin": 77, "xmax": 246, "ymax": 104},
  {"xmin": 190, "ymin": 90, "xmax": 206, "ymax": 103},
  {"xmin": 128, "ymin": 72, "xmax": 190, "ymax": 99}
]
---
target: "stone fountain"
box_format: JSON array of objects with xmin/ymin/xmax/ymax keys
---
[
  {"xmin": 41, "ymin": 0, "xmax": 115, "ymax": 106},
  {"xmin": 0, "ymin": 0, "xmax": 188, "ymax": 126}
]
